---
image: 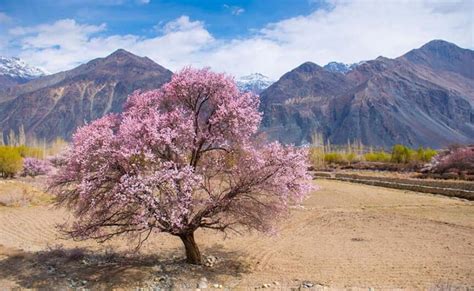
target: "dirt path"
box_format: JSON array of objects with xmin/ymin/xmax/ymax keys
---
[{"xmin": 0, "ymin": 180, "xmax": 473, "ymax": 289}]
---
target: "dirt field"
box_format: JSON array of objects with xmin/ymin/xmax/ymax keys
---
[{"xmin": 0, "ymin": 179, "xmax": 473, "ymax": 289}]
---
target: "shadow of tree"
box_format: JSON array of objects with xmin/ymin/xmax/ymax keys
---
[{"xmin": 0, "ymin": 244, "xmax": 251, "ymax": 289}]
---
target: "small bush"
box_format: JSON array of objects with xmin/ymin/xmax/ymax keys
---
[
  {"xmin": 0, "ymin": 146, "xmax": 23, "ymax": 178},
  {"xmin": 415, "ymin": 147, "xmax": 437, "ymax": 163},
  {"xmin": 364, "ymin": 151, "xmax": 391, "ymax": 162},
  {"xmin": 21, "ymin": 157, "xmax": 51, "ymax": 177},
  {"xmin": 324, "ymin": 152, "xmax": 345, "ymax": 165},
  {"xmin": 309, "ymin": 143, "xmax": 438, "ymax": 169},
  {"xmin": 431, "ymin": 145, "xmax": 474, "ymax": 174},
  {"xmin": 345, "ymin": 152, "xmax": 359, "ymax": 164},
  {"xmin": 391, "ymin": 144, "xmax": 416, "ymax": 164},
  {"xmin": 48, "ymin": 149, "xmax": 69, "ymax": 168},
  {"xmin": 16, "ymin": 145, "xmax": 44, "ymax": 159},
  {"xmin": 309, "ymin": 147, "xmax": 325, "ymax": 169},
  {"xmin": 309, "ymin": 148, "xmax": 360, "ymax": 168}
]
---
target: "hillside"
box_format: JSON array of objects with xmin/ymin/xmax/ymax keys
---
[
  {"xmin": 1, "ymin": 40, "xmax": 473, "ymax": 147},
  {"xmin": 0, "ymin": 50, "xmax": 172, "ymax": 142},
  {"xmin": 260, "ymin": 40, "xmax": 474, "ymax": 148}
]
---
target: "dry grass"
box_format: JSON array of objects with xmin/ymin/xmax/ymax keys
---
[{"xmin": 0, "ymin": 178, "xmax": 53, "ymax": 207}]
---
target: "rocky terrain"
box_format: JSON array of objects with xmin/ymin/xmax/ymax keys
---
[
  {"xmin": 260, "ymin": 40, "xmax": 474, "ymax": 148},
  {"xmin": 0, "ymin": 50, "xmax": 172, "ymax": 141}
]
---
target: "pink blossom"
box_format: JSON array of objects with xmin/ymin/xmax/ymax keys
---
[
  {"xmin": 22, "ymin": 157, "xmax": 51, "ymax": 177},
  {"xmin": 49, "ymin": 67, "xmax": 314, "ymax": 264},
  {"xmin": 426, "ymin": 145, "xmax": 474, "ymax": 174}
]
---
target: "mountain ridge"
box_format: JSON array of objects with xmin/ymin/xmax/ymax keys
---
[
  {"xmin": 1, "ymin": 40, "xmax": 472, "ymax": 148},
  {"xmin": 0, "ymin": 49, "xmax": 172, "ymax": 142},
  {"xmin": 323, "ymin": 62, "xmax": 360, "ymax": 74},
  {"xmin": 260, "ymin": 40, "xmax": 474, "ymax": 148}
]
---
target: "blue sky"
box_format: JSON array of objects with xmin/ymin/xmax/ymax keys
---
[
  {"xmin": 0, "ymin": 0, "xmax": 472, "ymax": 78},
  {"xmin": 1, "ymin": 0, "xmax": 326, "ymax": 39}
]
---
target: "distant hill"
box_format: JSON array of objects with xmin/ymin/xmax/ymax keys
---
[
  {"xmin": 260, "ymin": 40, "xmax": 474, "ymax": 148},
  {"xmin": 0, "ymin": 49, "xmax": 172, "ymax": 142}
]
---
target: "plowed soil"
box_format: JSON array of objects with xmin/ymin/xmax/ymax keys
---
[{"xmin": 0, "ymin": 179, "xmax": 473, "ymax": 289}]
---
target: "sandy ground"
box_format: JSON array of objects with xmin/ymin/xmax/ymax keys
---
[{"xmin": 0, "ymin": 179, "xmax": 473, "ymax": 289}]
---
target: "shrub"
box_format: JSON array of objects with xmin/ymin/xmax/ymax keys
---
[
  {"xmin": 364, "ymin": 151, "xmax": 391, "ymax": 162},
  {"xmin": 324, "ymin": 152, "xmax": 345, "ymax": 165},
  {"xmin": 430, "ymin": 145, "xmax": 474, "ymax": 174},
  {"xmin": 345, "ymin": 152, "xmax": 359, "ymax": 164},
  {"xmin": 48, "ymin": 150, "xmax": 69, "ymax": 168},
  {"xmin": 21, "ymin": 157, "xmax": 51, "ymax": 177},
  {"xmin": 309, "ymin": 147, "xmax": 325, "ymax": 169},
  {"xmin": 415, "ymin": 147, "xmax": 437, "ymax": 163},
  {"xmin": 391, "ymin": 144, "xmax": 416, "ymax": 164},
  {"xmin": 16, "ymin": 145, "xmax": 44, "ymax": 159},
  {"xmin": 0, "ymin": 146, "xmax": 23, "ymax": 178}
]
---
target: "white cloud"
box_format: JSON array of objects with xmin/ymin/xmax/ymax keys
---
[
  {"xmin": 223, "ymin": 5, "xmax": 245, "ymax": 16},
  {"xmin": 0, "ymin": 12, "xmax": 11, "ymax": 24},
  {"xmin": 232, "ymin": 7, "xmax": 245, "ymax": 16},
  {"xmin": 255, "ymin": 0, "xmax": 473, "ymax": 65},
  {"xmin": 6, "ymin": 0, "xmax": 473, "ymax": 79},
  {"xmin": 161, "ymin": 15, "xmax": 205, "ymax": 34},
  {"xmin": 9, "ymin": 17, "xmax": 213, "ymax": 73}
]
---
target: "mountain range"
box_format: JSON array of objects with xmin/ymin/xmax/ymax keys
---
[
  {"xmin": 260, "ymin": 40, "xmax": 474, "ymax": 148},
  {"xmin": 0, "ymin": 50, "xmax": 171, "ymax": 141},
  {"xmin": 0, "ymin": 40, "xmax": 473, "ymax": 148}
]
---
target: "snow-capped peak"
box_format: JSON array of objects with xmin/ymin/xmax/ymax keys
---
[
  {"xmin": 0, "ymin": 57, "xmax": 46, "ymax": 80},
  {"xmin": 237, "ymin": 73, "xmax": 274, "ymax": 94},
  {"xmin": 323, "ymin": 61, "xmax": 366, "ymax": 74},
  {"xmin": 323, "ymin": 62, "xmax": 353, "ymax": 74}
]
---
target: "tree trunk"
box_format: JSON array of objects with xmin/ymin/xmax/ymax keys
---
[{"xmin": 179, "ymin": 232, "xmax": 202, "ymax": 264}]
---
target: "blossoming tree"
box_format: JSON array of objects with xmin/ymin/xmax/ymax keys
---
[
  {"xmin": 50, "ymin": 67, "xmax": 313, "ymax": 264},
  {"xmin": 22, "ymin": 157, "xmax": 51, "ymax": 177}
]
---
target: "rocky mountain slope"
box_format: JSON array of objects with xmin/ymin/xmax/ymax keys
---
[
  {"xmin": 260, "ymin": 40, "xmax": 474, "ymax": 148},
  {"xmin": 1, "ymin": 40, "xmax": 472, "ymax": 148},
  {"xmin": 237, "ymin": 73, "xmax": 274, "ymax": 94},
  {"xmin": 0, "ymin": 50, "xmax": 172, "ymax": 141}
]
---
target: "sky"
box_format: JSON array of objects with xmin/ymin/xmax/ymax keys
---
[{"xmin": 0, "ymin": 0, "xmax": 473, "ymax": 79}]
